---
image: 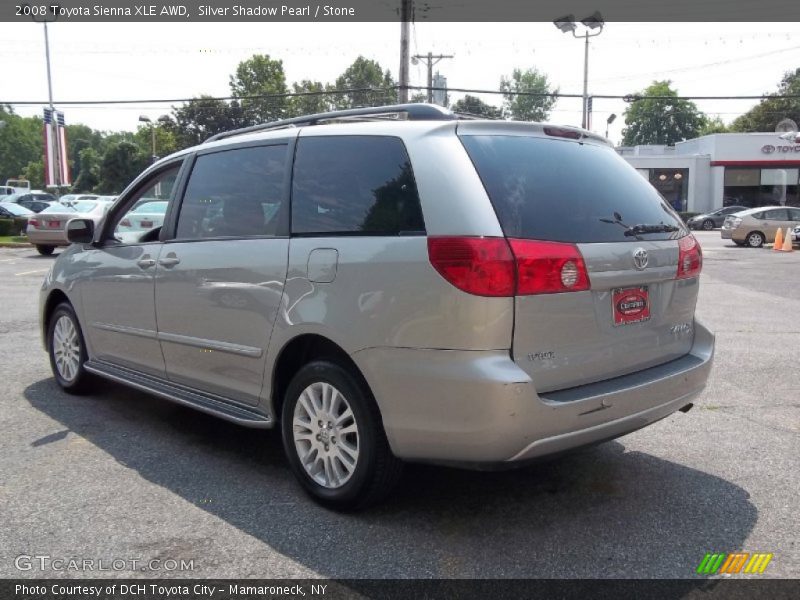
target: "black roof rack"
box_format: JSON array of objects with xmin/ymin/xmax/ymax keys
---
[{"xmin": 204, "ymin": 103, "xmax": 458, "ymax": 143}]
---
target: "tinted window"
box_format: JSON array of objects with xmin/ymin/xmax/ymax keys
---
[
  {"xmin": 460, "ymin": 135, "xmax": 686, "ymax": 243},
  {"xmin": 291, "ymin": 136, "xmax": 425, "ymax": 235},
  {"xmin": 762, "ymin": 209, "xmax": 788, "ymax": 220},
  {"xmin": 788, "ymin": 208, "xmax": 800, "ymax": 221},
  {"xmin": 176, "ymin": 145, "xmax": 287, "ymax": 239}
]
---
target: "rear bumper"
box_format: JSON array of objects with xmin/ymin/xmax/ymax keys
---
[
  {"xmin": 353, "ymin": 321, "xmax": 714, "ymax": 465},
  {"xmin": 26, "ymin": 229, "xmax": 68, "ymax": 245},
  {"xmin": 720, "ymin": 228, "xmax": 733, "ymax": 239}
]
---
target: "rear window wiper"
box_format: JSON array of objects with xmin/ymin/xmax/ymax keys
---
[
  {"xmin": 599, "ymin": 214, "xmax": 679, "ymax": 239},
  {"xmin": 623, "ymin": 223, "xmax": 679, "ymax": 236}
]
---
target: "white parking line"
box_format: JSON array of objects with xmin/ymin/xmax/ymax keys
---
[{"xmin": 14, "ymin": 269, "xmax": 48, "ymax": 276}]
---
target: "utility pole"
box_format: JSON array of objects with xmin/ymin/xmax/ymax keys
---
[
  {"xmin": 41, "ymin": 12, "xmax": 62, "ymax": 189},
  {"xmin": 398, "ymin": 0, "xmax": 411, "ymax": 103},
  {"xmin": 412, "ymin": 52, "xmax": 454, "ymax": 103}
]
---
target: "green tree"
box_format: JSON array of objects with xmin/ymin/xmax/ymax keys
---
[
  {"xmin": 289, "ymin": 80, "xmax": 331, "ymax": 116},
  {"xmin": 500, "ymin": 67, "xmax": 557, "ymax": 121},
  {"xmin": 0, "ymin": 106, "xmax": 42, "ymax": 185},
  {"xmin": 171, "ymin": 96, "xmax": 243, "ymax": 148},
  {"xmin": 65, "ymin": 123, "xmax": 104, "ymax": 183},
  {"xmin": 73, "ymin": 147, "xmax": 101, "ymax": 192},
  {"xmin": 332, "ymin": 57, "xmax": 396, "ymax": 109},
  {"xmin": 730, "ymin": 68, "xmax": 800, "ymax": 132},
  {"xmin": 621, "ymin": 81, "xmax": 707, "ymax": 146},
  {"xmin": 22, "ymin": 159, "xmax": 44, "ymax": 190},
  {"xmin": 699, "ymin": 116, "xmax": 729, "ymax": 136},
  {"xmin": 96, "ymin": 141, "xmax": 148, "ymax": 193},
  {"xmin": 229, "ymin": 54, "xmax": 289, "ymax": 125},
  {"xmin": 451, "ymin": 95, "xmax": 502, "ymax": 119},
  {"xmin": 133, "ymin": 123, "xmax": 178, "ymax": 161}
]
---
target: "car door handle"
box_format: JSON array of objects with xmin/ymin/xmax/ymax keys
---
[
  {"xmin": 158, "ymin": 256, "xmax": 180, "ymax": 267},
  {"xmin": 136, "ymin": 258, "xmax": 156, "ymax": 268}
]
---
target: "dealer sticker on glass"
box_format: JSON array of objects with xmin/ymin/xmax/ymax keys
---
[{"xmin": 612, "ymin": 286, "xmax": 650, "ymax": 326}]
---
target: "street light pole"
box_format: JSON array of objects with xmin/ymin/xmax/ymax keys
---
[
  {"xmin": 553, "ymin": 12, "xmax": 605, "ymax": 130},
  {"xmin": 139, "ymin": 115, "xmax": 171, "ymax": 164}
]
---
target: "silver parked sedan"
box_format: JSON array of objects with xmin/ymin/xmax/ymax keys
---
[
  {"xmin": 26, "ymin": 200, "xmax": 111, "ymax": 255},
  {"xmin": 39, "ymin": 104, "xmax": 714, "ymax": 509}
]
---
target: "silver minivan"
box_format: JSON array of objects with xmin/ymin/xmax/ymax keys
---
[{"xmin": 40, "ymin": 105, "xmax": 714, "ymax": 509}]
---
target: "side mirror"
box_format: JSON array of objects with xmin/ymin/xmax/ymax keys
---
[{"xmin": 66, "ymin": 218, "xmax": 95, "ymax": 244}]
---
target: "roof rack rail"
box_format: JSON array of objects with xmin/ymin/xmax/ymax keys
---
[{"xmin": 204, "ymin": 103, "xmax": 458, "ymax": 143}]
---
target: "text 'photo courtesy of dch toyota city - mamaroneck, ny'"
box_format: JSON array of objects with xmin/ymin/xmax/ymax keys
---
[{"xmin": 1, "ymin": 0, "xmax": 799, "ymax": 598}]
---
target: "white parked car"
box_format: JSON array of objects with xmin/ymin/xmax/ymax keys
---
[
  {"xmin": 114, "ymin": 200, "xmax": 168, "ymax": 243},
  {"xmin": 26, "ymin": 201, "xmax": 111, "ymax": 255}
]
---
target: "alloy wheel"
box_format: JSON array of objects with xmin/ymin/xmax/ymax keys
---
[
  {"xmin": 52, "ymin": 315, "xmax": 81, "ymax": 382},
  {"xmin": 292, "ymin": 381, "xmax": 359, "ymax": 489}
]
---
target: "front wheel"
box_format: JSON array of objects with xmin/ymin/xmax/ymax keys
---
[
  {"xmin": 702, "ymin": 219, "xmax": 714, "ymax": 231},
  {"xmin": 36, "ymin": 245, "xmax": 55, "ymax": 256},
  {"xmin": 281, "ymin": 360, "xmax": 403, "ymax": 510},
  {"xmin": 48, "ymin": 302, "xmax": 93, "ymax": 393}
]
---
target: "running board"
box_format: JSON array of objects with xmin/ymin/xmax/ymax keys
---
[{"xmin": 84, "ymin": 360, "xmax": 273, "ymax": 428}]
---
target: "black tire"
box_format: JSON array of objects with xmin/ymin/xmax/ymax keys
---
[
  {"xmin": 281, "ymin": 360, "xmax": 403, "ymax": 510},
  {"xmin": 746, "ymin": 231, "xmax": 765, "ymax": 248},
  {"xmin": 47, "ymin": 302, "xmax": 93, "ymax": 394},
  {"xmin": 702, "ymin": 219, "xmax": 714, "ymax": 231},
  {"xmin": 36, "ymin": 245, "xmax": 55, "ymax": 256}
]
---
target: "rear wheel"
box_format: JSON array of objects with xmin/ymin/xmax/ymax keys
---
[
  {"xmin": 702, "ymin": 219, "xmax": 714, "ymax": 231},
  {"xmin": 281, "ymin": 360, "xmax": 402, "ymax": 510},
  {"xmin": 36, "ymin": 245, "xmax": 55, "ymax": 256},
  {"xmin": 47, "ymin": 302, "xmax": 93, "ymax": 393},
  {"xmin": 746, "ymin": 231, "xmax": 765, "ymax": 248}
]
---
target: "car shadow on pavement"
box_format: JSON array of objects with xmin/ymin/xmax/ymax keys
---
[{"xmin": 25, "ymin": 377, "xmax": 757, "ymax": 579}]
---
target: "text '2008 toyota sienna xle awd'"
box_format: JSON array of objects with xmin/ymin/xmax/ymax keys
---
[{"xmin": 41, "ymin": 104, "xmax": 714, "ymax": 509}]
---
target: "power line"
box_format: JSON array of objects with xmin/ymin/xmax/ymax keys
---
[{"xmin": 5, "ymin": 86, "xmax": 800, "ymax": 106}]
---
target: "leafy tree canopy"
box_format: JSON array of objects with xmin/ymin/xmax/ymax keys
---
[
  {"xmin": 730, "ymin": 68, "xmax": 800, "ymax": 132},
  {"xmin": 621, "ymin": 80, "xmax": 707, "ymax": 146},
  {"xmin": 451, "ymin": 95, "xmax": 502, "ymax": 119},
  {"xmin": 333, "ymin": 57, "xmax": 396, "ymax": 109},
  {"xmin": 500, "ymin": 67, "xmax": 557, "ymax": 121},
  {"xmin": 229, "ymin": 54, "xmax": 290, "ymax": 125}
]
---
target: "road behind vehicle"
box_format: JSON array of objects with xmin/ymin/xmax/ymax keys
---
[
  {"xmin": 721, "ymin": 206, "xmax": 800, "ymax": 247},
  {"xmin": 40, "ymin": 104, "xmax": 714, "ymax": 509},
  {"xmin": 26, "ymin": 200, "xmax": 111, "ymax": 255}
]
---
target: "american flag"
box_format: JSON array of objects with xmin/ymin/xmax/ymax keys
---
[{"xmin": 43, "ymin": 107, "xmax": 70, "ymax": 187}]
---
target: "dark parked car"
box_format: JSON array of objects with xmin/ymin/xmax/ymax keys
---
[
  {"xmin": 687, "ymin": 205, "xmax": 748, "ymax": 230},
  {"xmin": 0, "ymin": 202, "xmax": 35, "ymax": 234}
]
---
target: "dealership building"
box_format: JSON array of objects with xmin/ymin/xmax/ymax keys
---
[{"xmin": 618, "ymin": 132, "xmax": 800, "ymax": 213}]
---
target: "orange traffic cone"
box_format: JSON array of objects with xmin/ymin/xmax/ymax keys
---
[
  {"xmin": 773, "ymin": 227, "xmax": 784, "ymax": 251},
  {"xmin": 782, "ymin": 227, "xmax": 793, "ymax": 252}
]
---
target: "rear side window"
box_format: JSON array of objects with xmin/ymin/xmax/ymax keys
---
[
  {"xmin": 460, "ymin": 135, "xmax": 686, "ymax": 243},
  {"xmin": 291, "ymin": 136, "xmax": 425, "ymax": 235},
  {"xmin": 762, "ymin": 209, "xmax": 788, "ymax": 220},
  {"xmin": 176, "ymin": 145, "xmax": 287, "ymax": 239}
]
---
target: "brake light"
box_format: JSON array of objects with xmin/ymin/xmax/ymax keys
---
[
  {"xmin": 677, "ymin": 234, "xmax": 702, "ymax": 279},
  {"xmin": 427, "ymin": 237, "xmax": 515, "ymax": 297},
  {"xmin": 509, "ymin": 239, "xmax": 590, "ymax": 294},
  {"xmin": 543, "ymin": 126, "xmax": 583, "ymax": 140},
  {"xmin": 28, "ymin": 218, "xmax": 39, "ymax": 228},
  {"xmin": 427, "ymin": 237, "xmax": 590, "ymax": 296},
  {"xmin": 119, "ymin": 218, "xmax": 132, "ymax": 227}
]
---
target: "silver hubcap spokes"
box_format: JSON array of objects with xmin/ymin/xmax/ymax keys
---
[
  {"xmin": 749, "ymin": 234, "xmax": 762, "ymax": 247},
  {"xmin": 53, "ymin": 315, "xmax": 81, "ymax": 382},
  {"xmin": 293, "ymin": 382, "xmax": 359, "ymax": 489}
]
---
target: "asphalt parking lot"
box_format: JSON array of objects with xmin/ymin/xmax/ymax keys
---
[{"xmin": 1, "ymin": 231, "xmax": 798, "ymax": 579}]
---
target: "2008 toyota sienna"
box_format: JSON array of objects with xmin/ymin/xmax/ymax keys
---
[{"xmin": 40, "ymin": 104, "xmax": 714, "ymax": 509}]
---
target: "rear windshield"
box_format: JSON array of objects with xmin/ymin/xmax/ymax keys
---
[{"xmin": 460, "ymin": 135, "xmax": 686, "ymax": 243}]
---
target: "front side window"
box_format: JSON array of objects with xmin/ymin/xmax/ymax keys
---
[
  {"xmin": 111, "ymin": 164, "xmax": 180, "ymax": 242},
  {"xmin": 291, "ymin": 136, "xmax": 425, "ymax": 236},
  {"xmin": 175, "ymin": 145, "xmax": 288, "ymax": 239}
]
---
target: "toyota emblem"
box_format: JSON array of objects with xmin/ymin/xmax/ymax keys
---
[
  {"xmin": 633, "ymin": 248, "xmax": 648, "ymax": 270},
  {"xmin": 762, "ymin": 144, "xmax": 776, "ymax": 154}
]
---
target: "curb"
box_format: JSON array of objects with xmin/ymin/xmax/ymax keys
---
[{"xmin": 0, "ymin": 243, "xmax": 33, "ymax": 248}]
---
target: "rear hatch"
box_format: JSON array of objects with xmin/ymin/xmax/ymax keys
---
[{"xmin": 459, "ymin": 128, "xmax": 701, "ymax": 393}]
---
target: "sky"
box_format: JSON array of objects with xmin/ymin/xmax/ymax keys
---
[{"xmin": 1, "ymin": 22, "xmax": 799, "ymax": 144}]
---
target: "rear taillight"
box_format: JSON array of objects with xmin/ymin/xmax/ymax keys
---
[
  {"xmin": 119, "ymin": 218, "xmax": 132, "ymax": 227},
  {"xmin": 427, "ymin": 237, "xmax": 515, "ymax": 297},
  {"xmin": 28, "ymin": 218, "xmax": 39, "ymax": 228},
  {"xmin": 677, "ymin": 234, "xmax": 702, "ymax": 279},
  {"xmin": 427, "ymin": 237, "xmax": 590, "ymax": 297},
  {"xmin": 509, "ymin": 239, "xmax": 590, "ymax": 294}
]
